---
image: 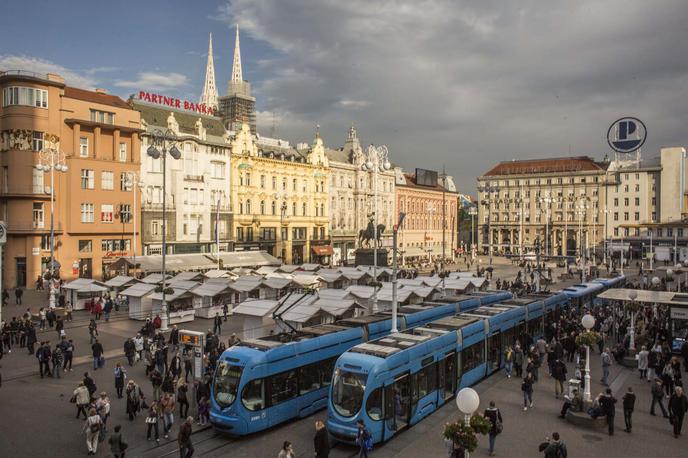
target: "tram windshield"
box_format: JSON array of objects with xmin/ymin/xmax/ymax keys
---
[
  {"xmin": 332, "ymin": 369, "xmax": 367, "ymax": 417},
  {"xmin": 214, "ymin": 362, "xmax": 242, "ymax": 408}
]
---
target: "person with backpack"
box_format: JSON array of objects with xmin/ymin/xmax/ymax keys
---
[
  {"xmin": 356, "ymin": 419, "xmax": 372, "ymax": 458},
  {"xmin": 83, "ymin": 407, "xmax": 103, "ymax": 455},
  {"xmin": 483, "ymin": 401, "xmax": 503, "ymax": 456},
  {"xmin": 542, "ymin": 432, "xmax": 567, "ymax": 458}
]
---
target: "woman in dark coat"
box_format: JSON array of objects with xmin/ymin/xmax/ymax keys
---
[{"xmin": 114, "ymin": 362, "xmax": 126, "ymax": 398}]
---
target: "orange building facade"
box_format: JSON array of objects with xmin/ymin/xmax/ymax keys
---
[{"xmin": 0, "ymin": 71, "xmax": 141, "ymax": 288}]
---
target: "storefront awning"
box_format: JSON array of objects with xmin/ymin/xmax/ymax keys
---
[{"xmin": 312, "ymin": 245, "xmax": 334, "ymax": 256}]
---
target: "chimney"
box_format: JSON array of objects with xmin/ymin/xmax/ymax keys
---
[{"xmin": 95, "ymin": 88, "xmax": 108, "ymax": 94}]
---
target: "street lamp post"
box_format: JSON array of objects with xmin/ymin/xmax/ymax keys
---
[
  {"xmin": 456, "ymin": 387, "xmax": 480, "ymax": 458},
  {"xmin": 468, "ymin": 206, "xmax": 477, "ymax": 260},
  {"xmin": 124, "ymin": 172, "xmax": 144, "ymax": 278},
  {"xmin": 628, "ymin": 290, "xmax": 638, "ymax": 351},
  {"xmin": 36, "ymin": 149, "xmax": 68, "ymax": 308},
  {"xmin": 146, "ymin": 129, "xmax": 182, "ymax": 331},
  {"xmin": 539, "ymin": 192, "xmax": 555, "ymax": 257},
  {"xmin": 477, "ymin": 184, "xmax": 499, "ymax": 264},
  {"xmin": 581, "ymin": 314, "xmax": 596, "ymax": 403},
  {"xmin": 603, "ymin": 207, "xmax": 611, "ymax": 266},
  {"xmin": 577, "ymin": 200, "xmax": 590, "ymax": 282},
  {"xmin": 361, "ymin": 144, "xmax": 391, "ymax": 314}
]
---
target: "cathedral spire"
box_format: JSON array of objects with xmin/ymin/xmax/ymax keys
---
[
  {"xmin": 200, "ymin": 33, "xmax": 218, "ymax": 109},
  {"xmin": 231, "ymin": 24, "xmax": 243, "ymax": 83}
]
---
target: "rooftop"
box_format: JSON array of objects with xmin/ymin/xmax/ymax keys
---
[
  {"xmin": 64, "ymin": 86, "xmax": 132, "ymax": 109},
  {"xmin": 482, "ymin": 156, "xmax": 608, "ymax": 177}
]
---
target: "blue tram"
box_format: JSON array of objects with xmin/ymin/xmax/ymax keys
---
[
  {"xmin": 209, "ymin": 290, "xmax": 512, "ymax": 435},
  {"xmin": 562, "ymin": 275, "xmax": 625, "ymax": 308},
  {"xmin": 326, "ymin": 292, "xmax": 570, "ymax": 445}
]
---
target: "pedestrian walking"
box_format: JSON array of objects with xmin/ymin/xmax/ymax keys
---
[
  {"xmin": 178, "ymin": 416, "xmax": 194, "ymax": 458},
  {"xmin": 96, "ymin": 391, "xmax": 111, "ymax": 431},
  {"xmin": 637, "ymin": 346, "xmax": 649, "ymax": 380},
  {"xmin": 124, "ymin": 338, "xmax": 136, "ymax": 366},
  {"xmin": 52, "ymin": 344, "xmax": 64, "ymax": 378},
  {"xmin": 650, "ymin": 378, "xmax": 669, "ymax": 417},
  {"xmin": 541, "ymin": 432, "xmax": 567, "ymax": 457},
  {"xmin": 126, "ymin": 380, "xmax": 144, "ymax": 421},
  {"xmin": 108, "ymin": 425, "xmax": 128, "ymax": 458},
  {"xmin": 662, "ymin": 361, "xmax": 675, "ymax": 397},
  {"xmin": 88, "ymin": 319, "xmax": 98, "ymax": 344},
  {"xmin": 504, "ymin": 346, "xmax": 514, "ymax": 378},
  {"xmin": 160, "ymin": 392, "xmax": 176, "ymax": 439},
  {"xmin": 599, "ymin": 388, "xmax": 617, "ymax": 435},
  {"xmin": 63, "ymin": 339, "xmax": 74, "ymax": 371},
  {"xmin": 553, "ymin": 358, "xmax": 567, "ymax": 398},
  {"xmin": 514, "ymin": 345, "xmax": 524, "ymax": 377},
  {"xmin": 145, "ymin": 400, "xmax": 161, "ymax": 443},
  {"xmin": 73, "ymin": 382, "xmax": 91, "ymax": 419},
  {"xmin": 213, "ymin": 314, "xmax": 222, "ymax": 335},
  {"xmin": 314, "ymin": 420, "xmax": 330, "ymax": 458},
  {"xmin": 279, "ymin": 440, "xmax": 295, "ymax": 458},
  {"xmin": 522, "ymin": 373, "xmax": 534, "ymax": 411},
  {"xmin": 114, "ymin": 363, "xmax": 127, "ymax": 398},
  {"xmin": 134, "ymin": 333, "xmax": 144, "ymax": 361},
  {"xmin": 55, "ymin": 316, "xmax": 64, "ymax": 339},
  {"xmin": 669, "ymin": 386, "xmax": 688, "ymax": 438},
  {"xmin": 356, "ymin": 419, "xmax": 372, "ymax": 458},
  {"xmin": 600, "ymin": 348, "xmax": 612, "ymax": 386},
  {"xmin": 83, "ymin": 407, "xmax": 103, "ymax": 455},
  {"xmin": 622, "ymin": 386, "xmax": 636, "ymax": 432},
  {"xmin": 483, "ymin": 401, "xmax": 503, "ymax": 456},
  {"xmin": 14, "ymin": 287, "xmax": 23, "ymax": 305},
  {"xmin": 65, "ymin": 301, "xmax": 73, "ymax": 321},
  {"xmin": 92, "ymin": 339, "xmax": 104, "ymax": 370}
]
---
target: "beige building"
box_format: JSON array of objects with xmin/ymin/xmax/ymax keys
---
[
  {"xmin": 326, "ymin": 126, "xmax": 395, "ymax": 265},
  {"xmin": 229, "ymin": 123, "xmax": 331, "ymax": 264},
  {"xmin": 0, "ymin": 70, "xmax": 141, "ymax": 287}
]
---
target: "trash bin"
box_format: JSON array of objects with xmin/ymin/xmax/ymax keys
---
[{"xmin": 568, "ymin": 379, "xmax": 581, "ymax": 398}]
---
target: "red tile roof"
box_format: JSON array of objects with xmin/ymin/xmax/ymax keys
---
[
  {"xmin": 63, "ymin": 87, "xmax": 131, "ymax": 109},
  {"xmin": 400, "ymin": 173, "xmax": 457, "ymax": 193},
  {"xmin": 483, "ymin": 156, "xmax": 607, "ymax": 176}
]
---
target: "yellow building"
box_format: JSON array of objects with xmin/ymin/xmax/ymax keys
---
[{"xmin": 229, "ymin": 124, "xmax": 331, "ymax": 264}]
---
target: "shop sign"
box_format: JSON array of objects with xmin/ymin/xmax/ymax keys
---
[
  {"xmin": 137, "ymin": 91, "xmax": 216, "ymax": 115},
  {"xmin": 32, "ymin": 247, "xmax": 40, "ymax": 256},
  {"xmin": 104, "ymin": 251, "xmax": 128, "ymax": 258},
  {"xmin": 670, "ymin": 307, "xmax": 688, "ymax": 320}
]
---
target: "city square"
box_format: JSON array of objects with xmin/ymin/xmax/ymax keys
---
[{"xmin": 1, "ymin": 1, "xmax": 688, "ymax": 457}]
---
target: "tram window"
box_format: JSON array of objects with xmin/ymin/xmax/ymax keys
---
[
  {"xmin": 320, "ymin": 357, "xmax": 337, "ymax": 387},
  {"xmin": 415, "ymin": 363, "xmax": 437, "ymax": 399},
  {"xmin": 241, "ymin": 378, "xmax": 265, "ymax": 411},
  {"xmin": 461, "ymin": 341, "xmax": 485, "ymax": 373},
  {"xmin": 298, "ymin": 363, "xmax": 322, "ymax": 395},
  {"xmin": 213, "ymin": 362, "xmax": 242, "ymax": 408},
  {"xmin": 269, "ymin": 370, "xmax": 298, "ymax": 406},
  {"xmin": 332, "ymin": 370, "xmax": 367, "ymax": 417},
  {"xmin": 366, "ymin": 387, "xmax": 383, "ymax": 421}
]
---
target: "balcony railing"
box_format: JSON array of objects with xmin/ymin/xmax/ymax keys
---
[
  {"xmin": 184, "ymin": 174, "xmax": 204, "ymax": 182},
  {"xmin": 142, "ymin": 202, "xmax": 176, "ymax": 211}
]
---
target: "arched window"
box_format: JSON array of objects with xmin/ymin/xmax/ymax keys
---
[
  {"xmin": 260, "ymin": 200, "xmax": 265, "ymax": 215},
  {"xmin": 292, "ymin": 202, "xmax": 297, "ymax": 216},
  {"xmin": 302, "ymin": 203, "xmax": 307, "ymax": 216},
  {"xmin": 271, "ymin": 201, "xmax": 276, "ymax": 215},
  {"xmin": 239, "ymin": 201, "xmax": 243, "ymax": 214},
  {"xmin": 320, "ymin": 203, "xmax": 325, "ymax": 216},
  {"xmin": 246, "ymin": 200, "xmax": 252, "ymax": 214}
]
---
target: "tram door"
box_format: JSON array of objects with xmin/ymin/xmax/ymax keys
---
[
  {"xmin": 439, "ymin": 351, "xmax": 457, "ymax": 401},
  {"xmin": 488, "ymin": 332, "xmax": 502, "ymax": 373},
  {"xmin": 384, "ymin": 374, "xmax": 411, "ymax": 436}
]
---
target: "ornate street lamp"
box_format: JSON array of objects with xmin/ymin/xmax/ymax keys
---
[
  {"xmin": 124, "ymin": 172, "xmax": 144, "ymax": 277},
  {"xmin": 146, "ymin": 129, "xmax": 181, "ymax": 331},
  {"xmin": 581, "ymin": 314, "xmax": 596, "ymax": 403},
  {"xmin": 36, "ymin": 149, "xmax": 68, "ymax": 308}
]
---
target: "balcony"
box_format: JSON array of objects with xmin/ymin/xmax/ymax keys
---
[
  {"xmin": 184, "ymin": 174, "xmax": 204, "ymax": 182},
  {"xmin": 7, "ymin": 222, "xmax": 63, "ymax": 234},
  {"xmin": 142, "ymin": 202, "xmax": 176, "ymax": 211},
  {"xmin": 210, "ymin": 203, "xmax": 232, "ymax": 213}
]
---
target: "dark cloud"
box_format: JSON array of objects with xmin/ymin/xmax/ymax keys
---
[{"xmin": 219, "ymin": 0, "xmax": 688, "ymax": 193}]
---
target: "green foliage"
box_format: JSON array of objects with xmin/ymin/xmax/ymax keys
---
[
  {"xmin": 625, "ymin": 300, "xmax": 640, "ymax": 314},
  {"xmin": 154, "ymin": 286, "xmax": 174, "ymax": 295},
  {"xmin": 576, "ymin": 330, "xmax": 601, "ymax": 347},
  {"xmin": 443, "ymin": 414, "xmax": 490, "ymax": 453}
]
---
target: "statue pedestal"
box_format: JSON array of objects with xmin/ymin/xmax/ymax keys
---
[{"xmin": 355, "ymin": 249, "xmax": 389, "ymax": 267}]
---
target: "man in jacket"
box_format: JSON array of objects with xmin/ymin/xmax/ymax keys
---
[
  {"xmin": 92, "ymin": 339, "xmax": 104, "ymax": 370},
  {"xmin": 150, "ymin": 369, "xmax": 163, "ymax": 401},
  {"xmin": 600, "ymin": 348, "xmax": 612, "ymax": 386},
  {"xmin": 669, "ymin": 386, "xmax": 688, "ymax": 438},
  {"xmin": 553, "ymin": 359, "xmax": 567, "ymax": 398},
  {"xmin": 314, "ymin": 420, "xmax": 330, "ymax": 458},
  {"xmin": 543, "ymin": 432, "xmax": 567, "ymax": 457},
  {"xmin": 599, "ymin": 388, "xmax": 617, "ymax": 435},
  {"xmin": 650, "ymin": 378, "xmax": 669, "ymax": 417},
  {"xmin": 169, "ymin": 325, "xmax": 180, "ymax": 353},
  {"xmin": 178, "ymin": 416, "xmax": 194, "ymax": 458},
  {"xmin": 484, "ymin": 401, "xmax": 503, "ymax": 457},
  {"xmin": 83, "ymin": 371, "xmax": 97, "ymax": 399},
  {"xmin": 622, "ymin": 386, "xmax": 636, "ymax": 433},
  {"xmin": 124, "ymin": 338, "xmax": 136, "ymax": 366}
]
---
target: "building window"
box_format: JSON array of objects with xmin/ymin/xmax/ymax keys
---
[
  {"xmin": 245, "ymin": 172, "xmax": 251, "ymax": 186},
  {"xmin": 260, "ymin": 175, "xmax": 266, "ymax": 188},
  {"xmin": 271, "ymin": 201, "xmax": 276, "ymax": 215},
  {"xmin": 614, "ymin": 198, "xmax": 618, "ymax": 206},
  {"xmin": 32, "ymin": 202, "xmax": 44, "ymax": 228},
  {"xmin": 32, "ymin": 168, "xmax": 44, "ymax": 194},
  {"xmin": 236, "ymin": 227, "xmax": 244, "ymax": 241},
  {"xmin": 246, "ymin": 227, "xmax": 253, "ymax": 241},
  {"xmin": 32, "ymin": 131, "xmax": 44, "ymax": 151},
  {"xmin": 281, "ymin": 227, "xmax": 288, "ymax": 241},
  {"xmin": 119, "ymin": 204, "xmax": 132, "ymax": 223},
  {"xmin": 624, "ymin": 212, "xmax": 629, "ymax": 221},
  {"xmin": 614, "ymin": 212, "xmax": 619, "ymax": 221},
  {"xmin": 668, "ymin": 228, "xmax": 673, "ymax": 237},
  {"xmin": 635, "ymin": 184, "xmax": 640, "ymax": 192},
  {"xmin": 90, "ymin": 109, "xmax": 114, "ymax": 124},
  {"xmin": 652, "ymin": 197, "xmax": 656, "ymax": 206},
  {"xmin": 119, "ymin": 143, "xmax": 127, "ymax": 162},
  {"xmin": 151, "ymin": 220, "xmax": 160, "ymax": 236},
  {"xmin": 101, "ymin": 171, "xmax": 114, "ymax": 190},
  {"xmin": 245, "ymin": 200, "xmax": 252, "ymax": 214},
  {"xmin": 120, "ymin": 173, "xmax": 132, "ymax": 191},
  {"xmin": 211, "ymin": 162, "xmax": 225, "ymax": 179},
  {"xmin": 634, "ymin": 212, "xmax": 639, "ymax": 221},
  {"xmin": 624, "ymin": 185, "xmax": 629, "ymax": 192},
  {"xmin": 101, "ymin": 239, "xmax": 130, "ymax": 252},
  {"xmin": 260, "ymin": 200, "xmax": 265, "ymax": 215},
  {"xmin": 292, "ymin": 202, "xmax": 297, "ymax": 216},
  {"xmin": 302, "ymin": 203, "xmax": 307, "ymax": 216},
  {"xmin": 624, "ymin": 227, "xmax": 629, "ymax": 237},
  {"xmin": 272, "ymin": 176, "xmax": 276, "ymax": 189},
  {"xmin": 624, "ymin": 198, "xmax": 629, "ymax": 206},
  {"xmin": 614, "ymin": 227, "xmax": 619, "ymax": 236},
  {"xmin": 101, "ymin": 204, "xmax": 114, "ymax": 223},
  {"xmin": 652, "ymin": 212, "xmax": 656, "ymax": 221},
  {"xmin": 81, "ymin": 169, "xmax": 95, "ymax": 189},
  {"xmin": 292, "ymin": 178, "xmax": 297, "ymax": 191},
  {"xmin": 80, "ymin": 203, "xmax": 94, "ymax": 223},
  {"xmin": 2, "ymin": 86, "xmax": 48, "ymax": 108},
  {"xmin": 679, "ymin": 228, "xmax": 684, "ymax": 237},
  {"xmin": 78, "ymin": 240, "xmax": 92, "ymax": 253},
  {"xmin": 320, "ymin": 203, "xmax": 325, "ymax": 216},
  {"xmin": 635, "ymin": 228, "xmax": 640, "ymax": 236},
  {"xmin": 79, "ymin": 137, "xmax": 89, "ymax": 157}
]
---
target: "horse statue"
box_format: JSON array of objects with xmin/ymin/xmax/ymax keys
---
[{"xmin": 358, "ymin": 220, "xmax": 386, "ymax": 249}]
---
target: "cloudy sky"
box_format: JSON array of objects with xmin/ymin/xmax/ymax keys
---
[{"xmin": 2, "ymin": 0, "xmax": 687, "ymax": 193}]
